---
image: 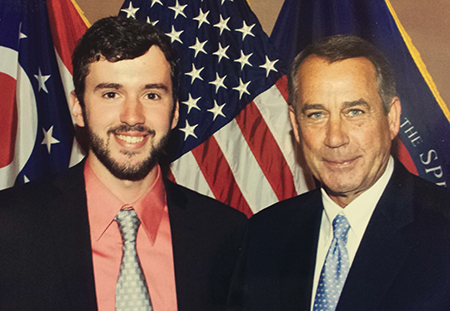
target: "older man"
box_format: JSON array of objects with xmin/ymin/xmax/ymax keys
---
[{"xmin": 230, "ymin": 35, "xmax": 450, "ymax": 311}]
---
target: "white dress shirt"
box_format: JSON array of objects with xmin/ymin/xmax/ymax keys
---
[{"xmin": 310, "ymin": 157, "xmax": 394, "ymax": 310}]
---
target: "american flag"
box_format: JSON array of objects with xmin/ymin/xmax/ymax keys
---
[
  {"xmin": 119, "ymin": 0, "xmax": 314, "ymax": 217},
  {"xmin": 0, "ymin": 0, "xmax": 87, "ymax": 190}
]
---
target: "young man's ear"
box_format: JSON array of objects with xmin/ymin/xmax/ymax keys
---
[
  {"xmin": 171, "ymin": 100, "xmax": 180, "ymax": 130},
  {"xmin": 70, "ymin": 91, "xmax": 85, "ymax": 127}
]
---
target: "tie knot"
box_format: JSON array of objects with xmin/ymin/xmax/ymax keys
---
[
  {"xmin": 115, "ymin": 208, "xmax": 140, "ymax": 243},
  {"xmin": 332, "ymin": 214, "xmax": 350, "ymax": 243}
]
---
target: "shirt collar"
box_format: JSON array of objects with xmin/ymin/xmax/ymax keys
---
[
  {"xmin": 321, "ymin": 156, "xmax": 394, "ymax": 239},
  {"xmin": 84, "ymin": 159, "xmax": 167, "ymax": 245}
]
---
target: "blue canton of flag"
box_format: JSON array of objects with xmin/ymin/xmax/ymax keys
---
[{"xmin": 0, "ymin": 0, "xmax": 76, "ymax": 189}]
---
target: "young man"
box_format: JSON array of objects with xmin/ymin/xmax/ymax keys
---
[
  {"xmin": 230, "ymin": 35, "xmax": 450, "ymax": 311},
  {"xmin": 0, "ymin": 16, "xmax": 246, "ymax": 311}
]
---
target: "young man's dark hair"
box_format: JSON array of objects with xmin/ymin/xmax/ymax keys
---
[{"xmin": 72, "ymin": 16, "xmax": 179, "ymax": 108}]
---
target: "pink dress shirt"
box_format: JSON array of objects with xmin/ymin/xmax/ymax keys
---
[{"xmin": 84, "ymin": 160, "xmax": 178, "ymax": 311}]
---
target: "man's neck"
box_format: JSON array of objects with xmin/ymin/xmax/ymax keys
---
[{"xmin": 87, "ymin": 154, "xmax": 158, "ymax": 204}]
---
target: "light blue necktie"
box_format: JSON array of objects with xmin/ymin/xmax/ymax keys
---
[
  {"xmin": 313, "ymin": 214, "xmax": 350, "ymax": 311},
  {"xmin": 115, "ymin": 208, "xmax": 153, "ymax": 311}
]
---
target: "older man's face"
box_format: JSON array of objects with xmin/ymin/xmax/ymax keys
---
[{"xmin": 289, "ymin": 56, "xmax": 401, "ymax": 207}]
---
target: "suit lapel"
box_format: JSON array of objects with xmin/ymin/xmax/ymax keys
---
[
  {"xmin": 279, "ymin": 190, "xmax": 323, "ymax": 311},
  {"xmin": 48, "ymin": 162, "xmax": 98, "ymax": 311},
  {"xmin": 337, "ymin": 162, "xmax": 415, "ymax": 311}
]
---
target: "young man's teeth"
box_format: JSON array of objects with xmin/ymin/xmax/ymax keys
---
[{"xmin": 117, "ymin": 135, "xmax": 144, "ymax": 143}]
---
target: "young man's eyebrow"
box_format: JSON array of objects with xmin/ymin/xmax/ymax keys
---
[
  {"xmin": 143, "ymin": 83, "xmax": 169, "ymax": 91},
  {"xmin": 93, "ymin": 83, "xmax": 170, "ymax": 92},
  {"xmin": 94, "ymin": 83, "xmax": 121, "ymax": 91}
]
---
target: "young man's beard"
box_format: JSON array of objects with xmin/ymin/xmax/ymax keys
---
[{"xmin": 87, "ymin": 123, "xmax": 170, "ymax": 181}]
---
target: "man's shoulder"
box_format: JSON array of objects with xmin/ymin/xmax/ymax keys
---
[
  {"xmin": 164, "ymin": 179, "xmax": 247, "ymax": 223},
  {"xmin": 412, "ymin": 171, "xmax": 450, "ymax": 196},
  {"xmin": 0, "ymin": 162, "xmax": 85, "ymax": 209},
  {"xmin": 409, "ymin": 172, "xmax": 450, "ymax": 218},
  {"xmin": 380, "ymin": 163, "xmax": 450, "ymax": 247},
  {"xmin": 249, "ymin": 188, "xmax": 321, "ymax": 231},
  {"xmin": 391, "ymin": 162, "xmax": 450, "ymax": 217},
  {"xmin": 253, "ymin": 188, "xmax": 320, "ymax": 218}
]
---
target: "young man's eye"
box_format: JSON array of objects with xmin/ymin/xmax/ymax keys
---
[
  {"xmin": 146, "ymin": 93, "xmax": 160, "ymax": 100},
  {"xmin": 103, "ymin": 92, "xmax": 117, "ymax": 99}
]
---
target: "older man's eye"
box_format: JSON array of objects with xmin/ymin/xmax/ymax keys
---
[
  {"xmin": 348, "ymin": 109, "xmax": 364, "ymax": 116},
  {"xmin": 307, "ymin": 112, "xmax": 323, "ymax": 119}
]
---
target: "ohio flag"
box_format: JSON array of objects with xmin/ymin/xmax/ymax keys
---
[{"xmin": 0, "ymin": 0, "xmax": 88, "ymax": 189}]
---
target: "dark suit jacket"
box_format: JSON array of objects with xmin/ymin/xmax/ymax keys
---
[
  {"xmin": 230, "ymin": 161, "xmax": 450, "ymax": 311},
  {"xmin": 0, "ymin": 162, "xmax": 247, "ymax": 311}
]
